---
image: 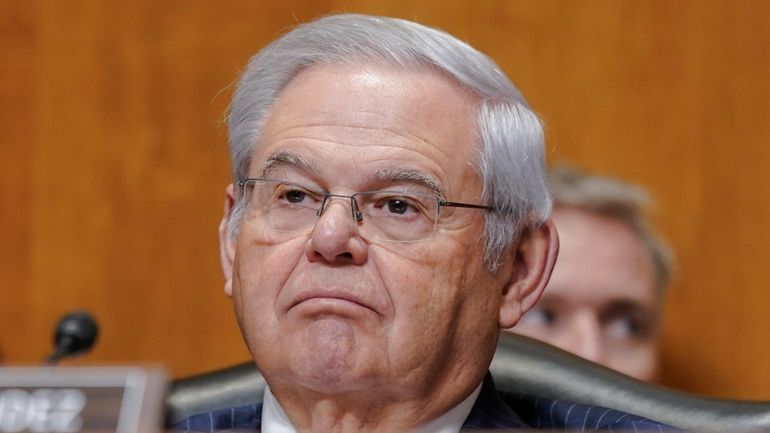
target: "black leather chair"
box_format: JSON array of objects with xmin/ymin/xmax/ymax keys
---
[{"xmin": 166, "ymin": 333, "xmax": 770, "ymax": 431}]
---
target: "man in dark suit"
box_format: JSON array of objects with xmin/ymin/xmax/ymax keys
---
[{"xmin": 178, "ymin": 13, "xmax": 671, "ymax": 432}]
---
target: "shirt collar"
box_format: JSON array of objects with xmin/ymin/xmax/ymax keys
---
[{"xmin": 261, "ymin": 382, "xmax": 483, "ymax": 433}]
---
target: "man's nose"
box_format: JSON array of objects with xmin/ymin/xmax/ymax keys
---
[
  {"xmin": 562, "ymin": 311, "xmax": 604, "ymax": 365},
  {"xmin": 305, "ymin": 198, "xmax": 368, "ymax": 265}
]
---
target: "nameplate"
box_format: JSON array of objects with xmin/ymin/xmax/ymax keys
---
[{"xmin": 0, "ymin": 367, "xmax": 166, "ymax": 433}]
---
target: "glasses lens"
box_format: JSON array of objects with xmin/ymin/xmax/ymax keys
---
[
  {"xmin": 355, "ymin": 190, "xmax": 438, "ymax": 242},
  {"xmin": 239, "ymin": 180, "xmax": 440, "ymax": 243},
  {"xmin": 240, "ymin": 179, "xmax": 323, "ymax": 234}
]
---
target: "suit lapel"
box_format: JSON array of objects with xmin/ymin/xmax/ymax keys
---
[{"xmin": 462, "ymin": 372, "xmax": 529, "ymax": 429}]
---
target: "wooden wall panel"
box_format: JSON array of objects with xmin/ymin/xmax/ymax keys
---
[
  {"xmin": 2, "ymin": 0, "xmax": 769, "ymax": 399},
  {"xmin": 0, "ymin": 2, "xmax": 36, "ymax": 365},
  {"xmin": 0, "ymin": 0, "xmax": 332, "ymax": 376}
]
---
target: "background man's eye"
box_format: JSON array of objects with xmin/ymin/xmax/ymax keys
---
[
  {"xmin": 387, "ymin": 199, "xmax": 409, "ymax": 214},
  {"xmin": 284, "ymin": 190, "xmax": 306, "ymax": 203},
  {"xmin": 605, "ymin": 316, "xmax": 647, "ymax": 340},
  {"xmin": 518, "ymin": 307, "xmax": 557, "ymax": 328}
]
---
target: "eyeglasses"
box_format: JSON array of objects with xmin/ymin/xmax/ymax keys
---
[{"xmin": 237, "ymin": 178, "xmax": 493, "ymax": 242}]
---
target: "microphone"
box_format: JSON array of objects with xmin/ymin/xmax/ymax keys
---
[{"xmin": 45, "ymin": 311, "xmax": 99, "ymax": 366}]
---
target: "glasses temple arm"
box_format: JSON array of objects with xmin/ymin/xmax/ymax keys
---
[{"xmin": 439, "ymin": 200, "xmax": 494, "ymax": 211}]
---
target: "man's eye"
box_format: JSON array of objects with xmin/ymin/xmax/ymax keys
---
[
  {"xmin": 605, "ymin": 316, "xmax": 649, "ymax": 340},
  {"xmin": 601, "ymin": 303, "xmax": 654, "ymax": 341},
  {"xmin": 371, "ymin": 195, "xmax": 422, "ymax": 216},
  {"xmin": 518, "ymin": 307, "xmax": 557, "ymax": 328},
  {"xmin": 273, "ymin": 186, "xmax": 321, "ymax": 208},
  {"xmin": 386, "ymin": 198, "xmax": 410, "ymax": 214},
  {"xmin": 284, "ymin": 189, "xmax": 307, "ymax": 204}
]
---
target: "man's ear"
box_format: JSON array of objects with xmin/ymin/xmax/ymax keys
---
[
  {"xmin": 219, "ymin": 184, "xmax": 237, "ymax": 298},
  {"xmin": 499, "ymin": 219, "xmax": 559, "ymax": 329}
]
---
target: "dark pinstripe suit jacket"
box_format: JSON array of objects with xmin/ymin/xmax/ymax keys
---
[{"xmin": 175, "ymin": 373, "xmax": 674, "ymax": 431}]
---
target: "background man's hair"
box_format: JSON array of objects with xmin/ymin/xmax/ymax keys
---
[
  {"xmin": 549, "ymin": 164, "xmax": 674, "ymax": 293},
  {"xmin": 226, "ymin": 13, "xmax": 551, "ymax": 271}
]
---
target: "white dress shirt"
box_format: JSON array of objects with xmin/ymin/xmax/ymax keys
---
[{"xmin": 262, "ymin": 382, "xmax": 483, "ymax": 433}]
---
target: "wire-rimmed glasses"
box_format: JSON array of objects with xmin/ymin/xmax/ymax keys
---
[{"xmin": 237, "ymin": 178, "xmax": 493, "ymax": 243}]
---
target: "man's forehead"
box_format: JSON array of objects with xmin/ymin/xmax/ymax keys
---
[
  {"xmin": 249, "ymin": 62, "xmax": 482, "ymax": 197},
  {"xmin": 261, "ymin": 62, "xmax": 477, "ymax": 133},
  {"xmin": 542, "ymin": 283, "xmax": 658, "ymax": 308}
]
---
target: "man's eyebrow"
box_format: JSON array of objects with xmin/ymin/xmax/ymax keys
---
[
  {"xmin": 372, "ymin": 168, "xmax": 445, "ymax": 197},
  {"xmin": 604, "ymin": 298, "xmax": 654, "ymax": 313},
  {"xmin": 259, "ymin": 151, "xmax": 318, "ymax": 178}
]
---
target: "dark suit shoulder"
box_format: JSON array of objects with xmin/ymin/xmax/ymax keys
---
[
  {"xmin": 172, "ymin": 403, "xmax": 262, "ymax": 432},
  {"xmin": 501, "ymin": 391, "xmax": 677, "ymax": 431}
]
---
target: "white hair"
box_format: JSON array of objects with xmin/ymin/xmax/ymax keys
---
[{"xmin": 226, "ymin": 14, "xmax": 551, "ymax": 271}]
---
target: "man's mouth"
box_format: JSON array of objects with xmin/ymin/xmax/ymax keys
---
[{"xmin": 290, "ymin": 290, "xmax": 377, "ymax": 314}]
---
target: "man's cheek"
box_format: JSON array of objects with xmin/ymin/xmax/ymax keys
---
[
  {"xmin": 372, "ymin": 240, "xmax": 438, "ymax": 266},
  {"xmin": 238, "ymin": 239, "xmax": 303, "ymax": 286}
]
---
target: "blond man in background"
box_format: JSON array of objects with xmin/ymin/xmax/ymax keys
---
[{"xmin": 510, "ymin": 165, "xmax": 673, "ymax": 382}]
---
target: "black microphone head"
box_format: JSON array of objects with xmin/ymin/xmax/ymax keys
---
[{"xmin": 53, "ymin": 311, "xmax": 99, "ymax": 358}]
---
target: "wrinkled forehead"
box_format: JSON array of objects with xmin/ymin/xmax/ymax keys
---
[
  {"xmin": 249, "ymin": 62, "xmax": 484, "ymax": 196},
  {"xmin": 261, "ymin": 61, "xmax": 479, "ymax": 137}
]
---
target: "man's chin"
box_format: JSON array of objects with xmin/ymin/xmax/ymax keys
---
[
  {"xmin": 291, "ymin": 370, "xmax": 379, "ymax": 395},
  {"xmin": 279, "ymin": 318, "xmax": 382, "ymax": 394}
]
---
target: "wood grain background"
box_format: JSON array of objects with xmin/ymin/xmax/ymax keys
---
[{"xmin": 2, "ymin": 0, "xmax": 769, "ymax": 399}]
